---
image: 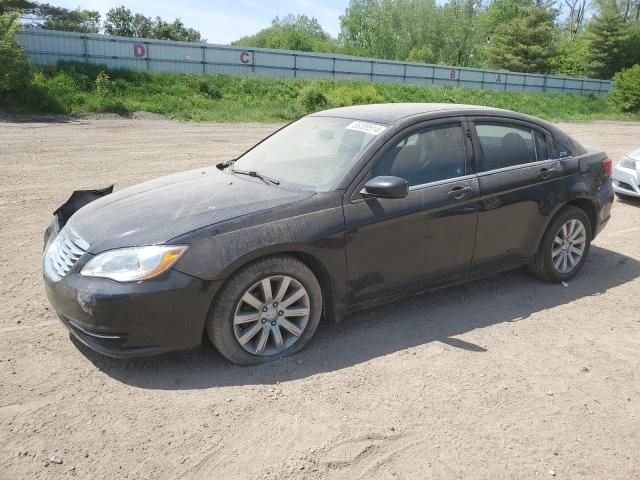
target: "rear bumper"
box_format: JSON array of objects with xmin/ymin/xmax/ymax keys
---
[{"xmin": 44, "ymin": 267, "xmax": 222, "ymax": 359}]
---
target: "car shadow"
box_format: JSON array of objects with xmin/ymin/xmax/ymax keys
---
[{"xmin": 74, "ymin": 245, "xmax": 640, "ymax": 389}]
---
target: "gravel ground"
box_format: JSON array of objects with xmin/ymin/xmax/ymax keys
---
[{"xmin": 0, "ymin": 118, "xmax": 639, "ymax": 480}]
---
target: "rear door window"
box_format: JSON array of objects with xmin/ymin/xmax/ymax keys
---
[{"xmin": 475, "ymin": 123, "xmax": 537, "ymax": 172}]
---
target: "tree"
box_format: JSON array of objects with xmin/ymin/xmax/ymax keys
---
[
  {"xmin": 104, "ymin": 6, "xmax": 203, "ymax": 42},
  {"xmin": 0, "ymin": 12, "xmax": 30, "ymax": 98},
  {"xmin": 486, "ymin": 3, "xmax": 557, "ymax": 73},
  {"xmin": 562, "ymin": 0, "xmax": 588, "ymax": 36},
  {"xmin": 104, "ymin": 6, "xmax": 152, "ymax": 37},
  {"xmin": 585, "ymin": 0, "xmax": 630, "ymax": 78},
  {"xmin": 406, "ymin": 45, "xmax": 435, "ymax": 63},
  {"xmin": 38, "ymin": 4, "xmax": 100, "ymax": 33},
  {"xmin": 549, "ymin": 31, "xmax": 590, "ymax": 76},
  {"xmin": 152, "ymin": 18, "xmax": 202, "ymax": 42},
  {"xmin": 234, "ymin": 14, "xmax": 334, "ymax": 52},
  {"xmin": 2, "ymin": 0, "xmax": 100, "ymax": 32}
]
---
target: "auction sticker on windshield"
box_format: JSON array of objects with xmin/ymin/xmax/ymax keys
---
[{"xmin": 346, "ymin": 121, "xmax": 387, "ymax": 135}]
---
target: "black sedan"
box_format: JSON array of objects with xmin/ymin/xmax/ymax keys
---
[{"xmin": 43, "ymin": 103, "xmax": 614, "ymax": 365}]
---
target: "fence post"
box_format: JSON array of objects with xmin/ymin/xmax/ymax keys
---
[
  {"xmin": 542, "ymin": 75, "xmax": 547, "ymax": 93},
  {"xmin": 562, "ymin": 77, "xmax": 566, "ymax": 93},
  {"xmin": 293, "ymin": 53, "xmax": 297, "ymax": 78},
  {"xmin": 201, "ymin": 45, "xmax": 206, "ymax": 74},
  {"xmin": 332, "ymin": 57, "xmax": 336, "ymax": 80},
  {"xmin": 370, "ymin": 61, "xmax": 374, "ymax": 82},
  {"xmin": 403, "ymin": 64, "xmax": 407, "ymax": 83},
  {"xmin": 82, "ymin": 35, "xmax": 88, "ymax": 63}
]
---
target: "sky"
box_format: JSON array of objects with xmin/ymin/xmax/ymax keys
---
[{"xmin": 47, "ymin": 0, "xmax": 349, "ymax": 44}]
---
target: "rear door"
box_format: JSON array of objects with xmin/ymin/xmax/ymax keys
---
[
  {"xmin": 343, "ymin": 119, "xmax": 479, "ymax": 305},
  {"xmin": 469, "ymin": 118, "xmax": 566, "ymax": 269}
]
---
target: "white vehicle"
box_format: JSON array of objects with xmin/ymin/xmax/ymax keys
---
[{"xmin": 613, "ymin": 148, "xmax": 640, "ymax": 199}]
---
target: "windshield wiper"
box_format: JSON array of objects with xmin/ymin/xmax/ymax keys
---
[{"xmin": 231, "ymin": 167, "xmax": 280, "ymax": 185}]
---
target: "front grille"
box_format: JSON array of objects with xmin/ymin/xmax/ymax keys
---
[{"xmin": 44, "ymin": 226, "xmax": 89, "ymax": 281}]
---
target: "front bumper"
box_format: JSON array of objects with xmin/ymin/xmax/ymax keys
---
[
  {"xmin": 612, "ymin": 166, "xmax": 640, "ymax": 198},
  {"xmin": 44, "ymin": 266, "xmax": 222, "ymax": 358}
]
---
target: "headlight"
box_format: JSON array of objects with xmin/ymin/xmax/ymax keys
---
[
  {"xmin": 81, "ymin": 245, "xmax": 188, "ymax": 282},
  {"xmin": 619, "ymin": 157, "xmax": 638, "ymax": 170}
]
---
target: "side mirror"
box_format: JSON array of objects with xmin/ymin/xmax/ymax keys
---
[{"xmin": 361, "ymin": 176, "xmax": 409, "ymax": 199}]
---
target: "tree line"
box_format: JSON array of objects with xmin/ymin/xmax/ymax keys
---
[
  {"xmin": 1, "ymin": 1, "xmax": 203, "ymax": 42},
  {"xmin": 234, "ymin": 0, "xmax": 640, "ymax": 80},
  {"xmin": 2, "ymin": 0, "xmax": 640, "ymax": 79}
]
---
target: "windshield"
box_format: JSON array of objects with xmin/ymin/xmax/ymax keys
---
[{"xmin": 232, "ymin": 117, "xmax": 386, "ymax": 190}]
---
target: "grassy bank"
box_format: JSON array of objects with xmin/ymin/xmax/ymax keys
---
[{"xmin": 3, "ymin": 61, "xmax": 637, "ymax": 122}]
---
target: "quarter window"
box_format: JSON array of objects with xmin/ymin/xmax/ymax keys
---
[
  {"xmin": 373, "ymin": 124, "xmax": 466, "ymax": 187},
  {"xmin": 475, "ymin": 123, "xmax": 537, "ymax": 172}
]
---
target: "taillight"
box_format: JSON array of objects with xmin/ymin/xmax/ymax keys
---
[{"xmin": 602, "ymin": 157, "xmax": 612, "ymax": 175}]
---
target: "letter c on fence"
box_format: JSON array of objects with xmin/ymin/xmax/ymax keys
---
[
  {"xmin": 133, "ymin": 44, "xmax": 146, "ymax": 58},
  {"xmin": 240, "ymin": 52, "xmax": 250, "ymax": 64}
]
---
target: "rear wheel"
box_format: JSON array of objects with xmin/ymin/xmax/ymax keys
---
[
  {"xmin": 529, "ymin": 206, "xmax": 592, "ymax": 283},
  {"xmin": 207, "ymin": 255, "xmax": 322, "ymax": 365}
]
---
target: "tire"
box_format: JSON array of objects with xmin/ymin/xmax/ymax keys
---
[
  {"xmin": 529, "ymin": 206, "xmax": 592, "ymax": 283},
  {"xmin": 206, "ymin": 255, "xmax": 323, "ymax": 365}
]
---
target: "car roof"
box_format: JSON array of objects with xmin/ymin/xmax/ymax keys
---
[{"xmin": 310, "ymin": 103, "xmax": 537, "ymax": 125}]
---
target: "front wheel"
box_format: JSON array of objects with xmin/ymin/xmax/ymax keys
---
[
  {"xmin": 207, "ymin": 255, "xmax": 322, "ymax": 365},
  {"xmin": 529, "ymin": 206, "xmax": 592, "ymax": 283}
]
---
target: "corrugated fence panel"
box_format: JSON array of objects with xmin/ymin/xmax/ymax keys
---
[{"xmin": 16, "ymin": 29, "xmax": 613, "ymax": 95}]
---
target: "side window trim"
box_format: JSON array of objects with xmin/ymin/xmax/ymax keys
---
[{"xmin": 348, "ymin": 117, "xmax": 472, "ymax": 202}]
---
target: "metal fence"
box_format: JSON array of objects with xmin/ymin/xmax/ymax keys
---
[{"xmin": 17, "ymin": 29, "xmax": 612, "ymax": 95}]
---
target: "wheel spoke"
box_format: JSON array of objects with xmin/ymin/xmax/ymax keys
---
[
  {"xmin": 281, "ymin": 288, "xmax": 306, "ymax": 308},
  {"xmin": 274, "ymin": 276, "xmax": 291, "ymax": 302},
  {"xmin": 241, "ymin": 291, "xmax": 263, "ymax": 310},
  {"xmin": 238, "ymin": 322, "xmax": 262, "ymax": 346},
  {"xmin": 567, "ymin": 251, "xmax": 577, "ymax": 268},
  {"xmin": 261, "ymin": 278, "xmax": 273, "ymax": 303},
  {"xmin": 570, "ymin": 246, "xmax": 583, "ymax": 256},
  {"xmin": 570, "ymin": 223, "xmax": 584, "ymax": 241},
  {"xmin": 234, "ymin": 311, "xmax": 260, "ymax": 325},
  {"xmin": 552, "ymin": 246, "xmax": 563, "ymax": 257},
  {"xmin": 272, "ymin": 325, "xmax": 284, "ymax": 350},
  {"xmin": 553, "ymin": 236, "xmax": 563, "ymax": 246},
  {"xmin": 573, "ymin": 235, "xmax": 586, "ymax": 245},
  {"xmin": 554, "ymin": 253, "xmax": 563, "ymax": 269},
  {"xmin": 562, "ymin": 252, "xmax": 568, "ymax": 272},
  {"xmin": 284, "ymin": 307, "xmax": 310, "ymax": 317},
  {"xmin": 279, "ymin": 318, "xmax": 303, "ymax": 337},
  {"xmin": 255, "ymin": 327, "xmax": 270, "ymax": 354}
]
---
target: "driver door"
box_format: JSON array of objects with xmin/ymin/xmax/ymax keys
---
[{"xmin": 343, "ymin": 120, "xmax": 479, "ymax": 305}]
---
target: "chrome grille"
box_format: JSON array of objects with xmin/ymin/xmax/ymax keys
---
[{"xmin": 44, "ymin": 226, "xmax": 89, "ymax": 281}]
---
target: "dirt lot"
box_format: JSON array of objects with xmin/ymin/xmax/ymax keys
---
[{"xmin": 1, "ymin": 117, "xmax": 639, "ymax": 480}]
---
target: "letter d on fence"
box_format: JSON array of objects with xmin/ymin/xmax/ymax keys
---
[{"xmin": 133, "ymin": 44, "xmax": 146, "ymax": 58}]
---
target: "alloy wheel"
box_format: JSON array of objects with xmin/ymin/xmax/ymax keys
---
[
  {"xmin": 233, "ymin": 275, "xmax": 310, "ymax": 356},
  {"xmin": 552, "ymin": 219, "xmax": 587, "ymax": 274}
]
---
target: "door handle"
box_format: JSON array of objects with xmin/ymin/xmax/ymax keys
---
[
  {"xmin": 537, "ymin": 167, "xmax": 556, "ymax": 179},
  {"xmin": 447, "ymin": 186, "xmax": 473, "ymax": 200}
]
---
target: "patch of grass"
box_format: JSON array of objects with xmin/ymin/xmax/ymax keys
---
[{"xmin": 3, "ymin": 61, "xmax": 638, "ymax": 122}]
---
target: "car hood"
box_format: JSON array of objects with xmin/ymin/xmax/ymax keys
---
[
  {"xmin": 67, "ymin": 166, "xmax": 314, "ymax": 253},
  {"xmin": 626, "ymin": 148, "xmax": 640, "ymax": 161}
]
